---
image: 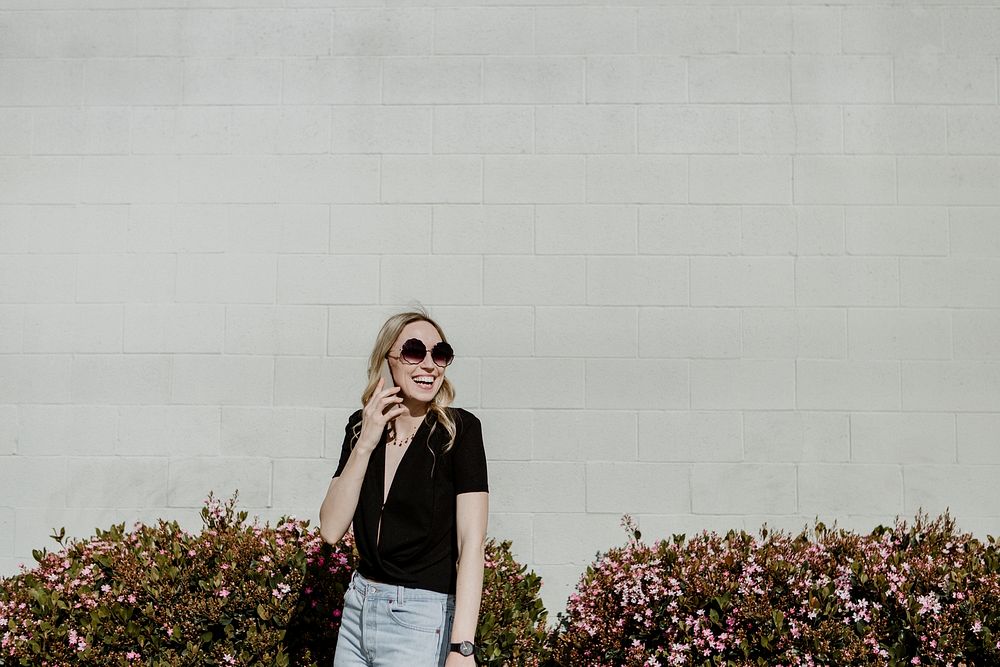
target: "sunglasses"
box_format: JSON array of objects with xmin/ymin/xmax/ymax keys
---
[{"xmin": 388, "ymin": 338, "xmax": 455, "ymax": 368}]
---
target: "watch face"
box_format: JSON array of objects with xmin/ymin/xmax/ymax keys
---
[{"xmin": 458, "ymin": 641, "xmax": 474, "ymax": 656}]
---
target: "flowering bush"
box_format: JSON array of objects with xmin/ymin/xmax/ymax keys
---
[
  {"xmin": 550, "ymin": 513, "xmax": 1000, "ymax": 667},
  {"xmin": 0, "ymin": 493, "xmax": 548, "ymax": 667}
]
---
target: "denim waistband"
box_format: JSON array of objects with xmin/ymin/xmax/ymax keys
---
[{"xmin": 350, "ymin": 570, "xmax": 455, "ymax": 605}]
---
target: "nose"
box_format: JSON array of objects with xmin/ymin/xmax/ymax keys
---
[{"xmin": 418, "ymin": 352, "xmax": 436, "ymax": 371}]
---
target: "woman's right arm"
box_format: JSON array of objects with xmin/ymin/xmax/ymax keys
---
[{"xmin": 319, "ymin": 379, "xmax": 404, "ymax": 545}]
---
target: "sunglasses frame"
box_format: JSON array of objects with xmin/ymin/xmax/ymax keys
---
[{"xmin": 387, "ymin": 338, "xmax": 455, "ymax": 368}]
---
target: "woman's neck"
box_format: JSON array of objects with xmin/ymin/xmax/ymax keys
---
[{"xmin": 398, "ymin": 399, "xmax": 430, "ymax": 420}]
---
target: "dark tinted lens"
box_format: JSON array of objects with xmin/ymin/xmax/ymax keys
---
[
  {"xmin": 431, "ymin": 342, "xmax": 454, "ymax": 367},
  {"xmin": 399, "ymin": 338, "xmax": 427, "ymax": 364}
]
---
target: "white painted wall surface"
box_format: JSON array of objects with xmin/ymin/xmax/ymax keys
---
[{"xmin": 1, "ymin": 2, "xmax": 999, "ymax": 614}]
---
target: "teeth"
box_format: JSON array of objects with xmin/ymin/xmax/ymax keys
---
[{"xmin": 414, "ymin": 377, "xmax": 434, "ymax": 384}]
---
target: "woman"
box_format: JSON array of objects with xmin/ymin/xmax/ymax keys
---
[{"xmin": 319, "ymin": 311, "xmax": 489, "ymax": 667}]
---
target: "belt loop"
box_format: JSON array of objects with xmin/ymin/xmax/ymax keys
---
[{"xmin": 397, "ymin": 583, "xmax": 405, "ymax": 605}]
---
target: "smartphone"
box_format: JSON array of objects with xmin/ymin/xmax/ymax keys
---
[{"xmin": 380, "ymin": 360, "xmax": 395, "ymax": 390}]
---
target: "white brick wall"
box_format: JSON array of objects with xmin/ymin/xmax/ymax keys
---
[{"xmin": 2, "ymin": 2, "xmax": 999, "ymax": 616}]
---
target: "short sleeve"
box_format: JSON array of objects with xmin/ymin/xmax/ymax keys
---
[
  {"xmin": 453, "ymin": 411, "xmax": 489, "ymax": 494},
  {"xmin": 333, "ymin": 411, "xmax": 362, "ymax": 479}
]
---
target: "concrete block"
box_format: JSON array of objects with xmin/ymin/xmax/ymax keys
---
[
  {"xmin": 536, "ymin": 205, "xmax": 635, "ymax": 255},
  {"xmin": 0, "ymin": 456, "xmax": 67, "ymax": 507},
  {"xmin": 740, "ymin": 106, "xmax": 842, "ymax": 155},
  {"xmin": 0, "ymin": 60, "xmax": 84, "ymax": 106},
  {"xmin": 741, "ymin": 206, "xmax": 795, "ymax": 255},
  {"xmin": 638, "ymin": 105, "xmax": 738, "ymax": 154},
  {"xmin": 692, "ymin": 463, "xmax": 796, "ymax": 514},
  {"xmin": 330, "ymin": 205, "xmax": 431, "ymax": 254},
  {"xmin": 123, "ymin": 304, "xmax": 223, "ymax": 354},
  {"xmin": 537, "ymin": 307, "xmax": 637, "ymax": 358},
  {"xmin": 119, "ymin": 406, "xmax": 221, "ymax": 457},
  {"xmin": 0, "ymin": 158, "xmax": 80, "ymax": 204},
  {"xmin": 848, "ymin": 309, "xmax": 951, "ymax": 360},
  {"xmin": 843, "ymin": 7, "xmax": 942, "ymax": 55},
  {"xmin": 331, "ymin": 106, "xmax": 430, "ymax": 154},
  {"xmin": 33, "ymin": 107, "xmax": 130, "ymax": 155},
  {"xmin": 331, "ymin": 9, "xmax": 432, "ymax": 55},
  {"xmin": 18, "ymin": 406, "xmax": 116, "ymax": 457},
  {"xmin": 895, "ymin": 56, "xmax": 996, "ymax": 104},
  {"xmin": 431, "ymin": 306, "xmax": 534, "ymax": 358},
  {"xmin": 691, "ymin": 257, "xmax": 794, "ymax": 306},
  {"xmin": 382, "ymin": 156, "xmax": 481, "ymax": 203},
  {"xmin": 691, "ymin": 156, "xmax": 791, "ymax": 205},
  {"xmin": 442, "ymin": 357, "xmax": 481, "ymax": 409},
  {"xmin": 899, "ymin": 157, "xmax": 1000, "ymax": 206},
  {"xmin": 954, "ymin": 310, "xmax": 1000, "ymax": 360},
  {"xmin": 791, "ymin": 56, "xmax": 892, "ymax": 103},
  {"xmin": 691, "ymin": 360, "xmax": 794, "ymax": 410},
  {"xmin": 1, "ymin": 204, "xmax": 127, "ymax": 253},
  {"xmin": 532, "ymin": 409, "xmax": 636, "ymax": 462},
  {"xmin": 23, "ymin": 305, "xmax": 121, "ymax": 353},
  {"xmin": 433, "ymin": 106, "xmax": 532, "ymax": 155},
  {"xmin": 488, "ymin": 461, "xmax": 585, "ymax": 513},
  {"xmin": 744, "ymin": 411, "xmax": 849, "ymax": 462},
  {"xmin": 0, "ymin": 254, "xmax": 75, "ymax": 303},
  {"xmin": 798, "ymin": 360, "xmax": 900, "ymax": 411},
  {"xmin": 486, "ymin": 156, "xmax": 585, "ymax": 204},
  {"xmin": 486, "ymin": 513, "xmax": 532, "ymax": 563},
  {"xmin": 126, "ymin": 204, "xmax": 228, "ymax": 252},
  {"xmin": 638, "ymin": 411, "xmax": 741, "ymax": 462},
  {"xmin": 738, "ymin": 7, "xmax": 791, "ymax": 54},
  {"xmin": 130, "ymin": 105, "xmax": 227, "ymax": 154},
  {"xmin": 476, "ymin": 409, "xmax": 532, "ymax": 461},
  {"xmin": 949, "ymin": 107, "xmax": 1000, "ymax": 156},
  {"xmin": 483, "ymin": 57, "xmax": 583, "ymax": 104},
  {"xmin": 380, "ymin": 255, "xmax": 482, "ymax": 305},
  {"xmin": 794, "ymin": 156, "xmax": 895, "ymax": 205},
  {"xmin": 232, "ymin": 106, "xmax": 332, "ymax": 155},
  {"xmin": 902, "ymin": 362, "xmax": 1000, "ymax": 412},
  {"xmin": 134, "ymin": 10, "xmax": 233, "ymax": 57},
  {"xmin": 795, "ymin": 258, "xmax": 898, "ymax": 306},
  {"xmin": 639, "ymin": 307, "xmax": 740, "ymax": 359},
  {"xmin": 0, "ymin": 356, "xmax": 70, "ymax": 404},
  {"xmin": 485, "ymin": 256, "xmax": 585, "ymax": 305},
  {"xmin": 225, "ymin": 204, "xmax": 329, "ymax": 254},
  {"xmin": 277, "ymin": 255, "xmax": 379, "ymax": 304},
  {"xmin": 384, "ymin": 56, "xmax": 480, "ymax": 104},
  {"xmin": 689, "ymin": 56, "xmax": 790, "ymax": 103},
  {"xmin": 86, "ymin": 58, "xmax": 182, "ymax": 105},
  {"xmin": 72, "ymin": 355, "xmax": 171, "ymax": 405},
  {"xmin": 638, "ymin": 205, "xmax": 740, "ymax": 255},
  {"xmin": 585, "ymin": 359, "xmax": 689, "ymax": 410},
  {"xmin": 0, "ymin": 12, "xmax": 37, "ymax": 58},
  {"xmin": 901, "ymin": 259, "xmax": 1000, "ymax": 307},
  {"xmin": 957, "ymin": 414, "xmax": 1000, "ymax": 464},
  {"xmin": 0, "ymin": 305, "xmax": 22, "ymax": 353},
  {"xmin": 434, "ymin": 8, "xmax": 533, "ymax": 55},
  {"xmin": 272, "ymin": 458, "xmax": 330, "ymax": 507},
  {"xmin": 168, "ymin": 457, "xmax": 271, "ymax": 508},
  {"xmin": 176, "ymin": 254, "xmax": 275, "ymax": 304},
  {"xmin": 586, "ymin": 56, "xmax": 686, "ymax": 104},
  {"xmin": 639, "ymin": 7, "xmax": 737, "ymax": 54},
  {"xmin": 225, "ymin": 305, "xmax": 325, "ymax": 356},
  {"xmin": 80, "ymin": 156, "xmax": 180, "ymax": 204},
  {"xmin": 851, "ymin": 413, "xmax": 955, "ymax": 464},
  {"xmin": 587, "ymin": 256, "xmax": 688, "ymax": 306},
  {"xmin": 535, "ymin": 563, "xmax": 587, "ymax": 618},
  {"xmin": 12, "ymin": 507, "xmax": 160, "ymax": 559},
  {"xmin": 799, "ymin": 464, "xmax": 902, "ymax": 515},
  {"xmin": 0, "ymin": 509, "xmax": 11, "ymax": 556},
  {"xmin": 792, "ymin": 8, "xmax": 842, "ymax": 54},
  {"xmin": 536, "ymin": 7, "xmax": 636, "ymax": 55},
  {"xmin": 0, "ymin": 407, "xmax": 15, "ymax": 455},
  {"xmin": 533, "ymin": 513, "xmax": 625, "ymax": 564},
  {"xmin": 846, "ymin": 207, "xmax": 948, "ymax": 256},
  {"xmin": 845, "ymin": 106, "xmax": 947, "ymax": 155},
  {"xmin": 0, "ymin": 109, "xmax": 31, "ymax": 154},
  {"xmin": 232, "ymin": 9, "xmax": 330, "ymax": 56},
  {"xmin": 536, "ymin": 105, "xmax": 635, "ymax": 154},
  {"xmin": 482, "ymin": 358, "xmax": 584, "ymax": 409},
  {"xmin": 587, "ymin": 462, "xmax": 689, "ymax": 513},
  {"xmin": 586, "ymin": 156, "xmax": 687, "ymax": 204},
  {"xmin": 171, "ymin": 355, "xmax": 273, "ymax": 406},
  {"xmin": 432, "ymin": 205, "xmax": 532, "ymax": 254},
  {"xmin": 904, "ymin": 465, "xmax": 1000, "ymax": 516},
  {"xmin": 274, "ymin": 357, "xmax": 363, "ymax": 409},
  {"xmin": 742, "ymin": 308, "xmax": 847, "ymax": 359},
  {"xmin": 67, "ymin": 457, "xmax": 168, "ymax": 508},
  {"xmin": 283, "ymin": 57, "xmax": 381, "ymax": 104},
  {"xmin": 942, "ymin": 8, "xmax": 1000, "ymax": 56},
  {"xmin": 326, "ymin": 306, "xmax": 399, "ymax": 358}
]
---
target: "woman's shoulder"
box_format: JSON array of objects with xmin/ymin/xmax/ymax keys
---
[
  {"xmin": 447, "ymin": 406, "xmax": 480, "ymax": 426},
  {"xmin": 346, "ymin": 408, "xmax": 363, "ymax": 425}
]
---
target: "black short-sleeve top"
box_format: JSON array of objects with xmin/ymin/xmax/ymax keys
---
[{"xmin": 333, "ymin": 407, "xmax": 489, "ymax": 595}]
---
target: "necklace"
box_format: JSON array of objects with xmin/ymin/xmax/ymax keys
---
[{"xmin": 390, "ymin": 418, "xmax": 423, "ymax": 447}]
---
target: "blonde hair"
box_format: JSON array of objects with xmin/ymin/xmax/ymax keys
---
[{"xmin": 352, "ymin": 310, "xmax": 457, "ymax": 452}]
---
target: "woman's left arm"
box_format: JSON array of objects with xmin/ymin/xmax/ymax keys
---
[{"xmin": 447, "ymin": 490, "xmax": 489, "ymax": 666}]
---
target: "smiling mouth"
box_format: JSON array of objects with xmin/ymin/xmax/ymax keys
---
[{"xmin": 413, "ymin": 376, "xmax": 436, "ymax": 388}]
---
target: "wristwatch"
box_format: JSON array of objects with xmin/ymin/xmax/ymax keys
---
[{"xmin": 449, "ymin": 641, "xmax": 475, "ymax": 657}]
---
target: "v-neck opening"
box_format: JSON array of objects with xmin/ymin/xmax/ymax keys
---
[{"xmin": 376, "ymin": 416, "xmax": 429, "ymax": 550}]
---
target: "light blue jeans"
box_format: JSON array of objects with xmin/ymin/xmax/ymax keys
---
[{"xmin": 333, "ymin": 571, "xmax": 456, "ymax": 667}]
